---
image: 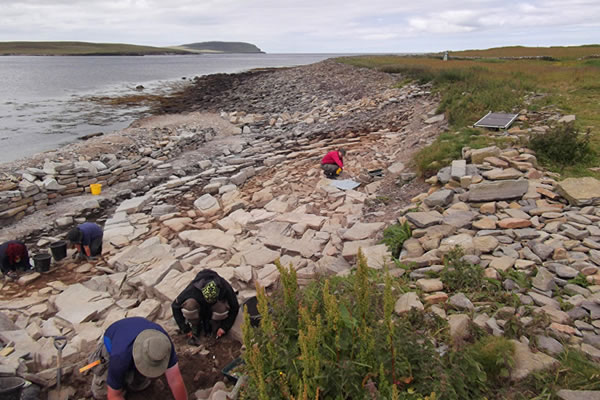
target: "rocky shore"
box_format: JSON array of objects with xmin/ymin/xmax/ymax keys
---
[{"xmin": 1, "ymin": 59, "xmax": 599, "ymax": 399}]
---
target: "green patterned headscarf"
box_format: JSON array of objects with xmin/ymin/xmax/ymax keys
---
[{"xmin": 202, "ymin": 281, "xmax": 219, "ymax": 304}]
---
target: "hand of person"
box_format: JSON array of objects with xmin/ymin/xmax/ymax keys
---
[{"xmin": 216, "ymin": 328, "xmax": 225, "ymax": 338}]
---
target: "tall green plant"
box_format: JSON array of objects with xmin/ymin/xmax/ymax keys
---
[{"xmin": 382, "ymin": 222, "xmax": 412, "ymax": 259}]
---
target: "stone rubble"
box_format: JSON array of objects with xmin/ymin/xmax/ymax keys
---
[{"xmin": 1, "ymin": 61, "xmax": 599, "ymax": 399}]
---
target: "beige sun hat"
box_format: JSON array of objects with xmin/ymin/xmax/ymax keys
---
[{"xmin": 132, "ymin": 329, "xmax": 172, "ymax": 378}]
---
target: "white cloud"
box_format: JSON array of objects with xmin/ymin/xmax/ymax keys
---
[{"xmin": 0, "ymin": 0, "xmax": 599, "ymax": 52}]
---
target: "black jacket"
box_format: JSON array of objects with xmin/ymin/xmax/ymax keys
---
[
  {"xmin": 0, "ymin": 241, "xmax": 31, "ymax": 274},
  {"xmin": 171, "ymin": 269, "xmax": 239, "ymax": 333}
]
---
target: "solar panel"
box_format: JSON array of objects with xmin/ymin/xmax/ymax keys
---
[{"xmin": 474, "ymin": 112, "xmax": 519, "ymax": 129}]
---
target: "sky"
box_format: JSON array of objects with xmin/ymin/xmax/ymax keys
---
[{"xmin": 1, "ymin": 0, "xmax": 599, "ymax": 53}]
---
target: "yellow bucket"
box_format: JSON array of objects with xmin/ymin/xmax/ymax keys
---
[{"xmin": 90, "ymin": 183, "xmax": 102, "ymax": 195}]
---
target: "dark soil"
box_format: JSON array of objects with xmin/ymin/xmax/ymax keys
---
[
  {"xmin": 128, "ymin": 334, "xmax": 241, "ymax": 400},
  {"xmin": 0, "ymin": 259, "xmax": 107, "ymax": 301}
]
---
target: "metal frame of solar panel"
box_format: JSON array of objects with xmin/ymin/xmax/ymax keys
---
[{"xmin": 474, "ymin": 112, "xmax": 519, "ymax": 129}]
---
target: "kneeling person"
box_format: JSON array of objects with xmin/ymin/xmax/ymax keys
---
[
  {"xmin": 67, "ymin": 222, "xmax": 103, "ymax": 260},
  {"xmin": 0, "ymin": 240, "xmax": 32, "ymax": 277},
  {"xmin": 172, "ymin": 269, "xmax": 239, "ymax": 339},
  {"xmin": 89, "ymin": 317, "xmax": 187, "ymax": 400}
]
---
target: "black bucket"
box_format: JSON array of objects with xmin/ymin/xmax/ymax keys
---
[
  {"xmin": 50, "ymin": 240, "xmax": 67, "ymax": 261},
  {"xmin": 33, "ymin": 253, "xmax": 51, "ymax": 272},
  {"xmin": 0, "ymin": 377, "xmax": 26, "ymax": 400}
]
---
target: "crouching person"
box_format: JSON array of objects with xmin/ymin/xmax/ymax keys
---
[
  {"xmin": 89, "ymin": 317, "xmax": 187, "ymax": 400},
  {"xmin": 0, "ymin": 240, "xmax": 32, "ymax": 278},
  {"xmin": 172, "ymin": 269, "xmax": 239, "ymax": 341},
  {"xmin": 67, "ymin": 222, "xmax": 103, "ymax": 260}
]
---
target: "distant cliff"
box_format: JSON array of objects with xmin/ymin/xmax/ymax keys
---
[{"xmin": 176, "ymin": 41, "xmax": 264, "ymax": 54}]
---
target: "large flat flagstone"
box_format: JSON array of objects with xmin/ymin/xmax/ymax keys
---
[
  {"xmin": 179, "ymin": 229, "xmax": 235, "ymax": 250},
  {"xmin": 275, "ymin": 213, "xmax": 326, "ymax": 230},
  {"xmin": 557, "ymin": 177, "xmax": 600, "ymax": 206},
  {"xmin": 361, "ymin": 244, "xmax": 393, "ymax": 269},
  {"xmin": 468, "ymin": 180, "xmax": 529, "ymax": 202},
  {"xmin": 154, "ymin": 270, "xmax": 196, "ymax": 302},
  {"xmin": 115, "ymin": 195, "xmax": 151, "ymax": 214},
  {"xmin": 0, "ymin": 329, "xmax": 42, "ymax": 361},
  {"xmin": 0, "ymin": 296, "xmax": 47, "ymax": 311},
  {"xmin": 405, "ymin": 211, "xmax": 443, "ymax": 228},
  {"xmin": 342, "ymin": 222, "xmax": 385, "ymax": 241},
  {"xmin": 342, "ymin": 239, "xmax": 376, "ymax": 260},
  {"xmin": 54, "ymin": 284, "xmax": 114, "ymax": 325},
  {"xmin": 262, "ymin": 234, "xmax": 321, "ymax": 258},
  {"xmin": 238, "ymin": 245, "xmax": 281, "ymax": 267},
  {"xmin": 128, "ymin": 258, "xmax": 181, "ymax": 290}
]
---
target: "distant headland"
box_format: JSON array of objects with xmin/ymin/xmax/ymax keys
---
[
  {"xmin": 173, "ymin": 41, "xmax": 264, "ymax": 54},
  {"xmin": 0, "ymin": 41, "xmax": 264, "ymax": 56}
]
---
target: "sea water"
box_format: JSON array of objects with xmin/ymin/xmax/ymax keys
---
[{"xmin": 0, "ymin": 53, "xmax": 340, "ymax": 163}]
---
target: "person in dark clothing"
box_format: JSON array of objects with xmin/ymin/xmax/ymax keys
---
[
  {"xmin": 67, "ymin": 222, "xmax": 103, "ymax": 260},
  {"xmin": 0, "ymin": 240, "xmax": 32, "ymax": 277},
  {"xmin": 88, "ymin": 317, "xmax": 187, "ymax": 400},
  {"xmin": 321, "ymin": 148, "xmax": 346, "ymax": 179},
  {"xmin": 172, "ymin": 269, "xmax": 239, "ymax": 340}
]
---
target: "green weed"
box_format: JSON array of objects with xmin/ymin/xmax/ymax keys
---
[
  {"xmin": 467, "ymin": 336, "xmax": 514, "ymax": 384},
  {"xmin": 568, "ymin": 273, "xmax": 591, "ymax": 288},
  {"xmin": 440, "ymin": 246, "xmax": 485, "ymax": 292},
  {"xmin": 528, "ymin": 122, "xmax": 594, "ymax": 173},
  {"xmin": 381, "ymin": 222, "xmax": 412, "ymax": 259},
  {"xmin": 413, "ymin": 128, "xmax": 497, "ymax": 177}
]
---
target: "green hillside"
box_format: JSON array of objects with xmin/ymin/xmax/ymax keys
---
[
  {"xmin": 178, "ymin": 41, "xmax": 264, "ymax": 53},
  {"xmin": 0, "ymin": 41, "xmax": 192, "ymax": 56}
]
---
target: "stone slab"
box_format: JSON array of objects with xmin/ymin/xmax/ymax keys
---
[
  {"xmin": 557, "ymin": 177, "xmax": 600, "ymax": 206},
  {"xmin": 468, "ymin": 180, "xmax": 529, "ymax": 202},
  {"xmin": 179, "ymin": 230, "xmax": 235, "ymax": 250}
]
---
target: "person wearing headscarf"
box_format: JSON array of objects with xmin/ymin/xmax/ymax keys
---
[
  {"xmin": 0, "ymin": 240, "xmax": 32, "ymax": 277},
  {"xmin": 66, "ymin": 222, "xmax": 103, "ymax": 260},
  {"xmin": 171, "ymin": 269, "xmax": 239, "ymax": 340}
]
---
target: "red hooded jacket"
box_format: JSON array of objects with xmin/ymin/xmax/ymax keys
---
[{"xmin": 321, "ymin": 151, "xmax": 344, "ymax": 169}]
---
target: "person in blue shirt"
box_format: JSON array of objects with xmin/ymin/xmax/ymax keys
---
[
  {"xmin": 89, "ymin": 317, "xmax": 187, "ymax": 400},
  {"xmin": 66, "ymin": 222, "xmax": 103, "ymax": 260}
]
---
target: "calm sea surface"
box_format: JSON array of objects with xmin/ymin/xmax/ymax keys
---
[{"xmin": 0, "ymin": 54, "xmax": 341, "ymax": 163}]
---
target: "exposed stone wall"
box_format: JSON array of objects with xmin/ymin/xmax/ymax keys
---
[{"xmin": 0, "ymin": 128, "xmax": 209, "ymax": 227}]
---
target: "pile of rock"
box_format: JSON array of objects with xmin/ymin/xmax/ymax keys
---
[
  {"xmin": 396, "ymin": 145, "xmax": 600, "ymax": 379},
  {"xmin": 0, "ymin": 89, "xmax": 440, "ymax": 396},
  {"xmin": 0, "ymin": 125, "xmax": 211, "ymax": 227}
]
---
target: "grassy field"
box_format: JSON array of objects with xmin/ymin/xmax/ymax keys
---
[
  {"xmin": 0, "ymin": 41, "xmax": 191, "ymax": 55},
  {"xmin": 338, "ymin": 45, "xmax": 600, "ymax": 178}
]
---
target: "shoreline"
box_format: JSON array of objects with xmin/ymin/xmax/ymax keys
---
[
  {"xmin": 0, "ymin": 59, "xmax": 435, "ymax": 239},
  {"xmin": 0, "ymin": 54, "xmax": 340, "ymax": 163}
]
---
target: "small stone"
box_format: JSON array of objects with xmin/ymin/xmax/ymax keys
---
[
  {"xmin": 416, "ymin": 278, "xmax": 444, "ymax": 293},
  {"xmin": 448, "ymin": 314, "xmax": 471, "ymax": 341},
  {"xmin": 394, "ymin": 292, "xmax": 424, "ymax": 314},
  {"xmin": 424, "ymin": 292, "xmax": 448, "ymax": 304},
  {"xmin": 18, "ymin": 272, "xmax": 41, "ymax": 285},
  {"xmin": 536, "ymin": 335, "xmax": 564, "ymax": 355},
  {"xmin": 449, "ymin": 293, "xmax": 474, "ymax": 311}
]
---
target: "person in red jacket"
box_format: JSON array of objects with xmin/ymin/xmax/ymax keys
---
[{"xmin": 321, "ymin": 148, "xmax": 346, "ymax": 179}]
